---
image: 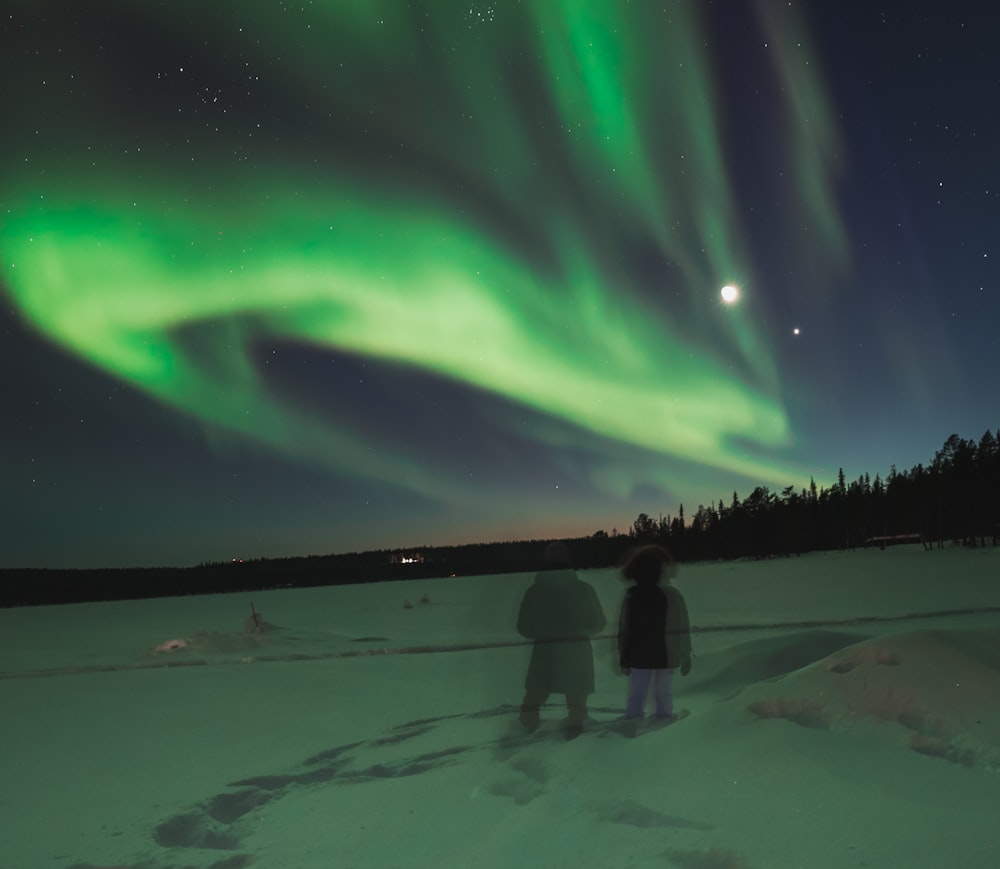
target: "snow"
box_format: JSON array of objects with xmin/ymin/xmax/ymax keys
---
[{"xmin": 1, "ymin": 544, "xmax": 999, "ymax": 868}]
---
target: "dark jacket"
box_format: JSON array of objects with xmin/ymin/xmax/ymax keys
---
[
  {"xmin": 517, "ymin": 568, "xmax": 606, "ymax": 696},
  {"xmin": 618, "ymin": 583, "xmax": 692, "ymax": 670}
]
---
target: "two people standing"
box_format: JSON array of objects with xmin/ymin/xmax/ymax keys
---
[{"xmin": 516, "ymin": 541, "xmax": 692, "ymax": 735}]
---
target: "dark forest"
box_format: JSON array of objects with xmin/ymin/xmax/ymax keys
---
[{"xmin": 4, "ymin": 430, "xmax": 997, "ymax": 607}]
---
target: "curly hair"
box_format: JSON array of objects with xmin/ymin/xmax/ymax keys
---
[{"xmin": 622, "ymin": 544, "xmax": 676, "ymax": 585}]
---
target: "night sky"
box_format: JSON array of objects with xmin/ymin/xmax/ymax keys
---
[{"xmin": 2, "ymin": 2, "xmax": 997, "ymax": 569}]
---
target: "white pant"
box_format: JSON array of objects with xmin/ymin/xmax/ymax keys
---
[{"xmin": 625, "ymin": 667, "xmax": 675, "ymax": 719}]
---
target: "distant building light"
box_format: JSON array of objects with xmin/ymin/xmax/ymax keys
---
[{"xmin": 391, "ymin": 552, "xmax": 425, "ymax": 564}]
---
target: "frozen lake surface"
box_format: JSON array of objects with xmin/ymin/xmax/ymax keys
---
[{"xmin": 2, "ymin": 544, "xmax": 999, "ymax": 868}]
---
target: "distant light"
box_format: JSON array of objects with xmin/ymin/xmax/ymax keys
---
[
  {"xmin": 720, "ymin": 285, "xmax": 739, "ymax": 304},
  {"xmin": 793, "ymin": 327, "xmax": 801, "ymax": 335}
]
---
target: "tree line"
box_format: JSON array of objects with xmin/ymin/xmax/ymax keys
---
[
  {"xmin": 4, "ymin": 429, "xmax": 996, "ymax": 606},
  {"xmin": 614, "ymin": 430, "xmax": 1000, "ymax": 562}
]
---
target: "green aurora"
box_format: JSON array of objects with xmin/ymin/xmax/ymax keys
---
[{"xmin": 1, "ymin": 1, "xmax": 847, "ymax": 508}]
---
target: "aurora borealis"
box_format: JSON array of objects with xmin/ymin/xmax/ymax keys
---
[{"xmin": 2, "ymin": 2, "xmax": 997, "ymax": 568}]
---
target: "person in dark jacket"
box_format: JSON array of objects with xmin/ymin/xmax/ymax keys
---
[
  {"xmin": 617, "ymin": 545, "xmax": 692, "ymax": 720},
  {"xmin": 517, "ymin": 541, "xmax": 607, "ymax": 736}
]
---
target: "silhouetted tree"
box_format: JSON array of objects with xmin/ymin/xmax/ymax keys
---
[{"xmin": 628, "ymin": 428, "xmax": 998, "ymax": 565}]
